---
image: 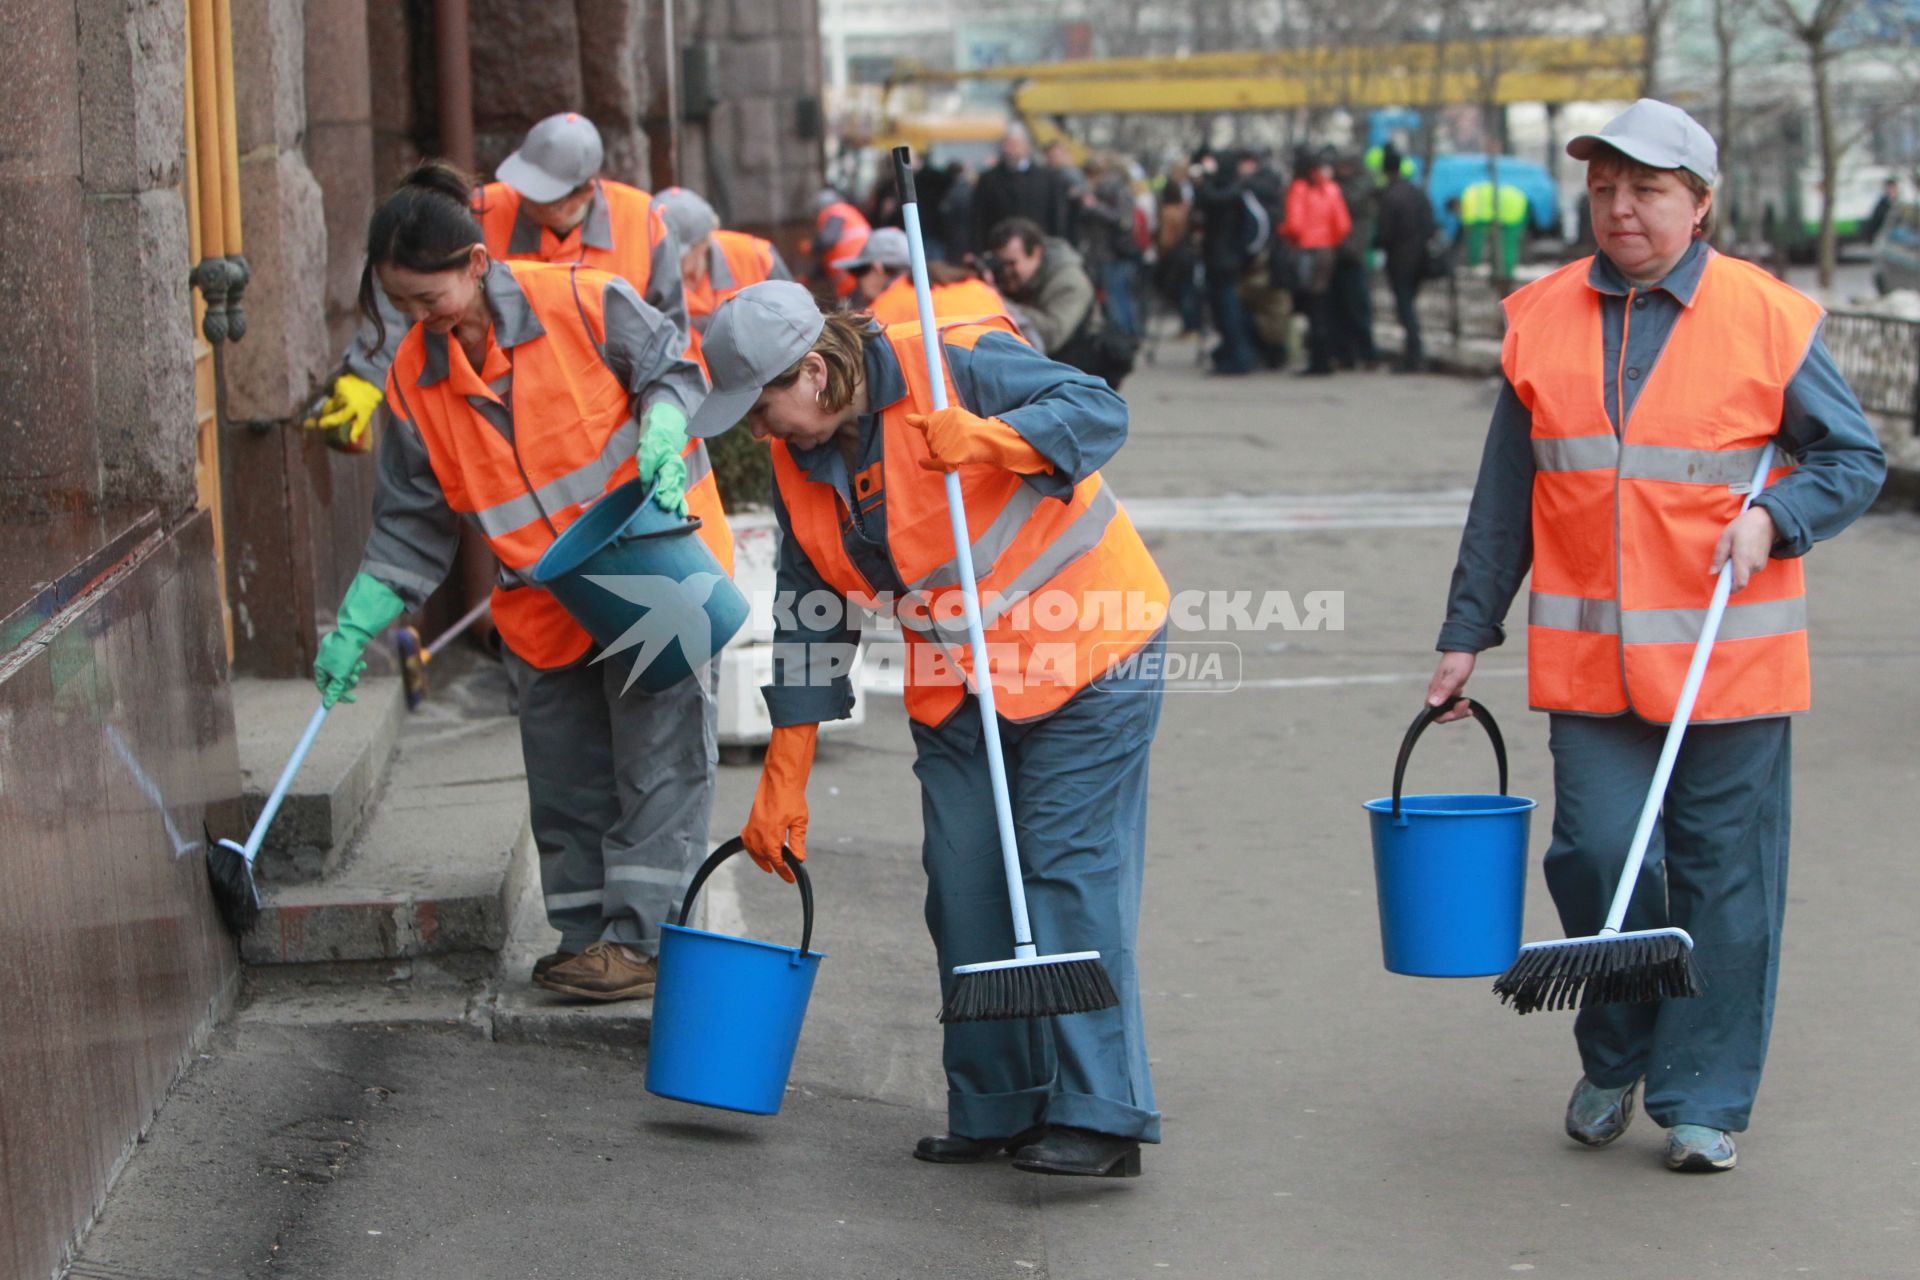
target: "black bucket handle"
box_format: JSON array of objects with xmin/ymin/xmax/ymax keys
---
[
  {"xmin": 1391, "ymin": 699, "xmax": 1509, "ymax": 820},
  {"xmin": 677, "ymin": 836, "xmax": 815, "ymax": 958}
]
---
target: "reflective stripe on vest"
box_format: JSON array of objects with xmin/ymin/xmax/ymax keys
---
[
  {"xmin": 1530, "ymin": 592, "xmax": 1809, "ymax": 644},
  {"xmin": 473, "ymin": 419, "xmax": 640, "ymax": 539},
  {"xmin": 1504, "ymin": 251, "xmax": 1820, "ymax": 721},
  {"xmin": 925, "ymin": 483, "xmax": 1120, "ymax": 649},
  {"xmin": 770, "ymin": 320, "xmax": 1166, "ymax": 725}
]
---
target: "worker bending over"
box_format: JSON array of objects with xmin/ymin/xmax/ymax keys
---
[{"xmin": 690, "ymin": 281, "xmax": 1169, "ymax": 1180}]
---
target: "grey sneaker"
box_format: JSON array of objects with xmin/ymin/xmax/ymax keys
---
[
  {"xmin": 1565, "ymin": 1076, "xmax": 1639, "ymax": 1147},
  {"xmin": 1664, "ymin": 1124, "xmax": 1737, "ymax": 1172}
]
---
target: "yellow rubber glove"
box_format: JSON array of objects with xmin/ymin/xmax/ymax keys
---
[
  {"xmin": 304, "ymin": 373, "xmax": 384, "ymax": 454},
  {"xmin": 904, "ymin": 408, "xmax": 1052, "ymax": 474},
  {"xmin": 740, "ymin": 723, "xmax": 817, "ymax": 883}
]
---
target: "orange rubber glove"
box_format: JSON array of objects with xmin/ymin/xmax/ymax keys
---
[
  {"xmin": 904, "ymin": 408, "xmax": 1052, "ymax": 475},
  {"xmin": 740, "ymin": 723, "xmax": 817, "ymax": 883}
]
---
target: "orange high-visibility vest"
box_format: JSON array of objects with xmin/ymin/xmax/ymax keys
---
[
  {"xmin": 1503, "ymin": 250, "xmax": 1820, "ymax": 722},
  {"xmin": 771, "ymin": 318, "xmax": 1168, "ymax": 727},
  {"xmin": 470, "ymin": 178, "xmax": 730, "ymax": 576},
  {"xmin": 869, "ymin": 275, "xmax": 1014, "ymax": 327},
  {"xmin": 388, "ymin": 261, "xmax": 731, "ymax": 669},
  {"xmin": 473, "ymin": 178, "xmax": 663, "ymax": 292},
  {"xmin": 814, "ymin": 201, "xmax": 870, "ymax": 299},
  {"xmin": 685, "ymin": 230, "xmax": 783, "ymax": 329}
]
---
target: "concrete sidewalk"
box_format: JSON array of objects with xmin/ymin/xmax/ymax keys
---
[{"xmin": 70, "ymin": 347, "xmax": 1920, "ymax": 1278}]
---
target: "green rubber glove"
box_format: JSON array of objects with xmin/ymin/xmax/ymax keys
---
[
  {"xmin": 638, "ymin": 402, "xmax": 691, "ymax": 516},
  {"xmin": 314, "ymin": 573, "xmax": 407, "ymax": 708}
]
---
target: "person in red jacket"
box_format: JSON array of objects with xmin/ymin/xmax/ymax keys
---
[{"xmin": 1282, "ymin": 148, "xmax": 1352, "ymax": 375}]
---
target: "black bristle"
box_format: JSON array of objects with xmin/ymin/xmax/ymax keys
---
[
  {"xmin": 206, "ymin": 842, "xmax": 262, "ymax": 937},
  {"xmin": 939, "ymin": 958, "xmax": 1120, "ymax": 1024},
  {"xmin": 1492, "ymin": 934, "xmax": 1702, "ymax": 1015}
]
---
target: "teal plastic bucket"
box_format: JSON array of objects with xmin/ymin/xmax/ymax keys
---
[
  {"xmin": 529, "ymin": 478, "xmax": 748, "ymax": 693},
  {"xmin": 1364, "ymin": 700, "xmax": 1537, "ymax": 978},
  {"xmin": 647, "ymin": 838, "xmax": 824, "ymax": 1116}
]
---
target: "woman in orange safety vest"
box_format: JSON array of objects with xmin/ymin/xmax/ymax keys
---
[
  {"xmin": 688, "ymin": 281, "xmax": 1169, "ymax": 1180},
  {"xmin": 314, "ymin": 163, "xmax": 727, "ymax": 1007},
  {"xmin": 810, "ymin": 190, "xmax": 871, "ymax": 299},
  {"xmin": 653, "ymin": 186, "xmax": 794, "ymax": 334},
  {"xmin": 1426, "ymin": 100, "xmax": 1885, "ymax": 1174}
]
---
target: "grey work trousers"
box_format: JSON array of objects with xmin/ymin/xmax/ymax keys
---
[
  {"xmin": 909, "ymin": 635, "xmax": 1165, "ymax": 1143},
  {"xmin": 1544, "ymin": 712, "xmax": 1792, "ymax": 1132},
  {"xmin": 506, "ymin": 647, "xmax": 718, "ymax": 955}
]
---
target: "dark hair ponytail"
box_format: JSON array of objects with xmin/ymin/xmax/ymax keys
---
[{"xmin": 355, "ymin": 160, "xmax": 484, "ymax": 352}]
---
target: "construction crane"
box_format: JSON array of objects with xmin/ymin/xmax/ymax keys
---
[{"xmin": 882, "ymin": 34, "xmax": 1645, "ymax": 148}]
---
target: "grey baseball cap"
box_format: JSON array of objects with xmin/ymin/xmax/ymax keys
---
[
  {"xmin": 655, "ymin": 187, "xmax": 720, "ymax": 247},
  {"xmin": 840, "ymin": 226, "xmax": 910, "ymax": 272},
  {"xmin": 1567, "ymin": 98, "xmax": 1719, "ymax": 186},
  {"xmin": 496, "ymin": 112, "xmax": 604, "ymax": 203},
  {"xmin": 686, "ymin": 282, "xmax": 827, "ymax": 438}
]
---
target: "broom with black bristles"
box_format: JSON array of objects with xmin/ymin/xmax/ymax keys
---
[
  {"xmin": 892, "ymin": 146, "xmax": 1120, "ymax": 1025},
  {"xmin": 206, "ymin": 702, "xmax": 332, "ymax": 936},
  {"xmin": 1494, "ymin": 442, "xmax": 1779, "ymax": 1014}
]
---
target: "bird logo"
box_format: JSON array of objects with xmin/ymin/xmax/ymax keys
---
[{"xmin": 585, "ymin": 572, "xmax": 724, "ymax": 693}]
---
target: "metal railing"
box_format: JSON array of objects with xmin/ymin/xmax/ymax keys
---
[
  {"xmin": 1820, "ymin": 310, "xmax": 1920, "ymax": 432},
  {"xmin": 1374, "ymin": 273, "xmax": 1920, "ymax": 434}
]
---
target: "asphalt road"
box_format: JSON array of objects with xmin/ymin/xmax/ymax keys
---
[{"xmin": 71, "ymin": 343, "xmax": 1920, "ymax": 1279}]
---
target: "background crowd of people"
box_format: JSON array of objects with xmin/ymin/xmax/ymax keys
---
[{"xmin": 824, "ymin": 126, "xmax": 1452, "ymax": 386}]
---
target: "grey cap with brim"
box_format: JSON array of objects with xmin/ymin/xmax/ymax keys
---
[
  {"xmin": 496, "ymin": 112, "xmax": 605, "ymax": 203},
  {"xmin": 686, "ymin": 281, "xmax": 827, "ymax": 438},
  {"xmin": 1567, "ymin": 98, "xmax": 1719, "ymax": 186},
  {"xmin": 655, "ymin": 187, "xmax": 720, "ymax": 247},
  {"xmin": 841, "ymin": 226, "xmax": 910, "ymax": 272}
]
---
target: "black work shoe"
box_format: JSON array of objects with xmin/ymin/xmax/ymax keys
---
[
  {"xmin": 1011, "ymin": 1126, "xmax": 1143, "ymax": 1178},
  {"xmin": 913, "ymin": 1126, "xmax": 1046, "ymax": 1165}
]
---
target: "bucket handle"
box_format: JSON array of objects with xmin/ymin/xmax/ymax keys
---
[
  {"xmin": 676, "ymin": 837, "xmax": 815, "ymax": 958},
  {"xmin": 1391, "ymin": 699, "xmax": 1509, "ymax": 820}
]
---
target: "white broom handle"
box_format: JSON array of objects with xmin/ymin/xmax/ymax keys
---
[
  {"xmin": 1601, "ymin": 442, "xmax": 1778, "ymax": 935},
  {"xmin": 242, "ymin": 702, "xmax": 332, "ymax": 864},
  {"xmin": 893, "ymin": 148, "xmax": 1037, "ymax": 960}
]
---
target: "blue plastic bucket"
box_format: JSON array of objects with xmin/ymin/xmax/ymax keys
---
[
  {"xmin": 647, "ymin": 838, "xmax": 824, "ymax": 1116},
  {"xmin": 1364, "ymin": 700, "xmax": 1537, "ymax": 977},
  {"xmin": 529, "ymin": 478, "xmax": 748, "ymax": 693}
]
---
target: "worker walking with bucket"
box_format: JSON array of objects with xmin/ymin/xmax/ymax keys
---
[
  {"xmin": 1425, "ymin": 100, "xmax": 1885, "ymax": 1173},
  {"xmin": 316, "ymin": 162, "xmax": 726, "ymax": 1002},
  {"xmin": 687, "ymin": 281, "xmax": 1169, "ymax": 1178}
]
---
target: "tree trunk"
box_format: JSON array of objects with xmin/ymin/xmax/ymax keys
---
[
  {"xmin": 1713, "ymin": 0, "xmax": 1738, "ymax": 243},
  {"xmin": 1811, "ymin": 38, "xmax": 1838, "ymax": 288},
  {"xmin": 1486, "ymin": 100, "xmax": 1505, "ymax": 283},
  {"xmin": 1641, "ymin": 0, "xmax": 1663, "ymax": 98}
]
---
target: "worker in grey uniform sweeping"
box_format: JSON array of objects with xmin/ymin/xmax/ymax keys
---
[
  {"xmin": 315, "ymin": 162, "xmax": 724, "ymax": 1002},
  {"xmin": 691, "ymin": 282, "xmax": 1171, "ymax": 1178},
  {"xmin": 1426, "ymin": 100, "xmax": 1885, "ymax": 1172}
]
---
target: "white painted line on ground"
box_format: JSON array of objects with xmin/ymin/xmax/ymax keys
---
[
  {"xmin": 1167, "ymin": 666, "xmax": 1525, "ymax": 692},
  {"xmin": 702, "ymin": 853, "xmax": 749, "ymax": 940},
  {"xmin": 1125, "ymin": 490, "xmax": 1474, "ymax": 532}
]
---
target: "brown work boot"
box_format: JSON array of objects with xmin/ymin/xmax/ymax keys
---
[
  {"xmin": 533, "ymin": 941, "xmax": 657, "ymax": 1001},
  {"xmin": 530, "ymin": 950, "xmax": 578, "ymax": 982}
]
